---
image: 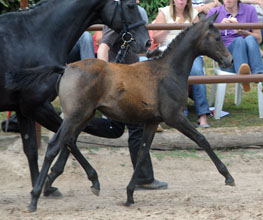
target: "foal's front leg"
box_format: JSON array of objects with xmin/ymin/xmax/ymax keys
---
[
  {"xmin": 125, "ymin": 122, "xmax": 158, "ymax": 206},
  {"xmin": 165, "ymin": 113, "xmax": 235, "ymax": 186}
]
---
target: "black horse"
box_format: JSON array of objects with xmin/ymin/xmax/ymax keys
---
[
  {"xmin": 1, "ymin": 0, "xmax": 150, "ymax": 197},
  {"xmin": 7, "ymin": 13, "xmax": 235, "ymax": 211}
]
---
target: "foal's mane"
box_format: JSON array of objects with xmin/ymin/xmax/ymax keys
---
[{"xmin": 154, "ymin": 22, "xmax": 199, "ymax": 60}]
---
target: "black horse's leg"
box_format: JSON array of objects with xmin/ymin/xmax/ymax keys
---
[
  {"xmin": 165, "ymin": 113, "xmax": 235, "ymax": 186},
  {"xmin": 125, "ymin": 122, "xmax": 158, "ymax": 206},
  {"xmin": 16, "ymin": 111, "xmax": 39, "ymax": 186}
]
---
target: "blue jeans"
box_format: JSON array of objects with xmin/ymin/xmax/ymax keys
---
[
  {"xmin": 184, "ymin": 56, "xmax": 210, "ymax": 117},
  {"xmin": 222, "ymin": 36, "xmax": 263, "ymax": 74},
  {"xmin": 67, "ymin": 32, "xmax": 95, "ymax": 63}
]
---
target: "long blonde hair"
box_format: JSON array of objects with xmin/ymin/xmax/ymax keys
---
[{"xmin": 169, "ymin": 0, "xmax": 193, "ymax": 23}]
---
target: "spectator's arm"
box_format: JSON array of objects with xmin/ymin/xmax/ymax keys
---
[
  {"xmin": 195, "ymin": 0, "xmax": 221, "ymax": 14},
  {"xmin": 97, "ymin": 43, "xmax": 110, "ymax": 62},
  {"xmin": 235, "ymin": 29, "xmax": 262, "ymax": 44},
  {"xmin": 220, "ymin": 14, "xmax": 262, "ymax": 44},
  {"xmin": 240, "ymin": 0, "xmax": 263, "ymax": 8}
]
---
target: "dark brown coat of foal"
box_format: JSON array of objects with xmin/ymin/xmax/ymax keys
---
[{"xmin": 29, "ymin": 13, "xmax": 235, "ymax": 210}]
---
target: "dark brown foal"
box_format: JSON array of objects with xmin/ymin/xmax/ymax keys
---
[{"xmin": 29, "ymin": 13, "xmax": 235, "ymax": 210}]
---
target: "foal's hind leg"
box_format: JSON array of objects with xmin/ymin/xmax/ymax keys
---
[
  {"xmin": 43, "ymin": 136, "xmax": 100, "ymax": 197},
  {"xmin": 29, "ymin": 124, "xmax": 70, "ymax": 212},
  {"xmin": 29, "ymin": 112, "xmax": 100, "ymax": 211},
  {"xmin": 44, "ymin": 136, "xmax": 100, "ymax": 197},
  {"xmin": 24, "ymin": 101, "xmax": 98, "ymax": 196},
  {"xmin": 43, "ymin": 147, "xmax": 70, "ymax": 197},
  {"xmin": 165, "ymin": 113, "xmax": 235, "ymax": 186},
  {"xmin": 125, "ymin": 122, "xmax": 158, "ymax": 206}
]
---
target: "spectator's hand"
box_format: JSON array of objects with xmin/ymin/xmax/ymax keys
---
[
  {"xmin": 221, "ymin": 17, "xmax": 238, "ymax": 23},
  {"xmin": 234, "ymin": 29, "xmax": 250, "ymax": 36}
]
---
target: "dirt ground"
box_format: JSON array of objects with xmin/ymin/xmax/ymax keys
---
[{"xmin": 1, "ymin": 133, "xmax": 263, "ymax": 220}]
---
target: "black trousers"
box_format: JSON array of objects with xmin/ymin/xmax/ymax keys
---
[{"xmin": 84, "ymin": 117, "xmax": 154, "ymax": 184}]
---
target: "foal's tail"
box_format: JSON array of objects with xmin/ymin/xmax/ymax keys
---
[{"xmin": 5, "ymin": 65, "xmax": 65, "ymax": 91}]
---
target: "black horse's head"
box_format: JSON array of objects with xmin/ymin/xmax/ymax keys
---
[
  {"xmin": 196, "ymin": 13, "xmax": 233, "ymax": 68},
  {"xmin": 101, "ymin": 0, "xmax": 151, "ymax": 54}
]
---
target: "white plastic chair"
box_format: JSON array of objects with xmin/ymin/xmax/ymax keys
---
[{"xmin": 209, "ymin": 61, "xmax": 263, "ymax": 119}]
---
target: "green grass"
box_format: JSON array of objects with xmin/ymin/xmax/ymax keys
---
[{"xmin": 0, "ymin": 57, "xmax": 262, "ymax": 128}]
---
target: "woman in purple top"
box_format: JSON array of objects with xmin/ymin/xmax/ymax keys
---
[{"xmin": 207, "ymin": 0, "xmax": 263, "ymax": 77}]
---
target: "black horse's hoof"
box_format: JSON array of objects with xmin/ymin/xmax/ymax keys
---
[
  {"xmin": 43, "ymin": 186, "xmax": 63, "ymax": 197},
  {"xmin": 91, "ymin": 186, "xmax": 100, "ymax": 196}
]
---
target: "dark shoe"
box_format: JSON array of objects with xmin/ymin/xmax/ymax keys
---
[{"xmin": 135, "ymin": 179, "xmax": 168, "ymax": 190}]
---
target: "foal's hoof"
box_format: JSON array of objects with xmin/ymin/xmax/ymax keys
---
[
  {"xmin": 225, "ymin": 180, "xmax": 236, "ymax": 186},
  {"xmin": 43, "ymin": 187, "xmax": 63, "ymax": 198},
  {"xmin": 225, "ymin": 176, "xmax": 235, "ymax": 186},
  {"xmin": 28, "ymin": 204, "xmax": 37, "ymax": 213},
  {"xmin": 91, "ymin": 186, "xmax": 100, "ymax": 196},
  {"xmin": 124, "ymin": 200, "xmax": 134, "ymax": 207}
]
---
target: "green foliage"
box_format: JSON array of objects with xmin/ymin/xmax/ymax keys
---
[
  {"xmin": 0, "ymin": 0, "xmax": 40, "ymax": 14},
  {"xmin": 1, "ymin": 0, "xmax": 167, "ymax": 21},
  {"xmin": 140, "ymin": 0, "xmax": 169, "ymax": 22}
]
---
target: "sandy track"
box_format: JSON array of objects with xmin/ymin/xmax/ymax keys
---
[{"xmin": 1, "ymin": 137, "xmax": 263, "ymax": 220}]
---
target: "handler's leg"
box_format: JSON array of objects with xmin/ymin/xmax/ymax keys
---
[{"xmin": 127, "ymin": 123, "xmax": 167, "ymax": 189}]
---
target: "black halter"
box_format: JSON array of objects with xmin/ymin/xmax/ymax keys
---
[{"xmin": 110, "ymin": 0, "xmax": 146, "ymax": 64}]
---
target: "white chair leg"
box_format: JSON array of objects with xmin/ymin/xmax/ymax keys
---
[
  {"xmin": 257, "ymin": 82, "xmax": 263, "ymax": 119},
  {"xmin": 234, "ymin": 83, "xmax": 242, "ymax": 106},
  {"xmin": 214, "ymin": 83, "xmax": 227, "ymax": 119},
  {"xmin": 209, "ymin": 84, "xmax": 217, "ymax": 107}
]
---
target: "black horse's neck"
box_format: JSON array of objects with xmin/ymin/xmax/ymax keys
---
[
  {"xmin": 16, "ymin": 0, "xmax": 105, "ymax": 64},
  {"xmin": 159, "ymin": 23, "xmax": 202, "ymax": 81}
]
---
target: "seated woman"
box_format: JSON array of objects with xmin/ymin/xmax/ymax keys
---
[
  {"xmin": 207, "ymin": 0, "xmax": 263, "ymax": 92},
  {"xmin": 152, "ymin": 0, "xmax": 211, "ymax": 128}
]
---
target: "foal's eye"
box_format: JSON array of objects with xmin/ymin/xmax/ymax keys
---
[{"xmin": 215, "ymin": 36, "xmax": 220, "ymax": 41}]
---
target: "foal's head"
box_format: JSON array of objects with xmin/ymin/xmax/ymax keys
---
[
  {"xmin": 195, "ymin": 13, "xmax": 233, "ymax": 68},
  {"xmin": 102, "ymin": 0, "xmax": 151, "ymax": 53}
]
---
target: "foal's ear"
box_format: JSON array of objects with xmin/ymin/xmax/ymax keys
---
[{"xmin": 206, "ymin": 12, "xmax": 219, "ymax": 25}]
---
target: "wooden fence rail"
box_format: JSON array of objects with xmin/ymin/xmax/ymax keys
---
[
  {"xmin": 88, "ymin": 23, "xmax": 263, "ymax": 31},
  {"xmin": 88, "ymin": 23, "xmax": 263, "ymax": 84}
]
